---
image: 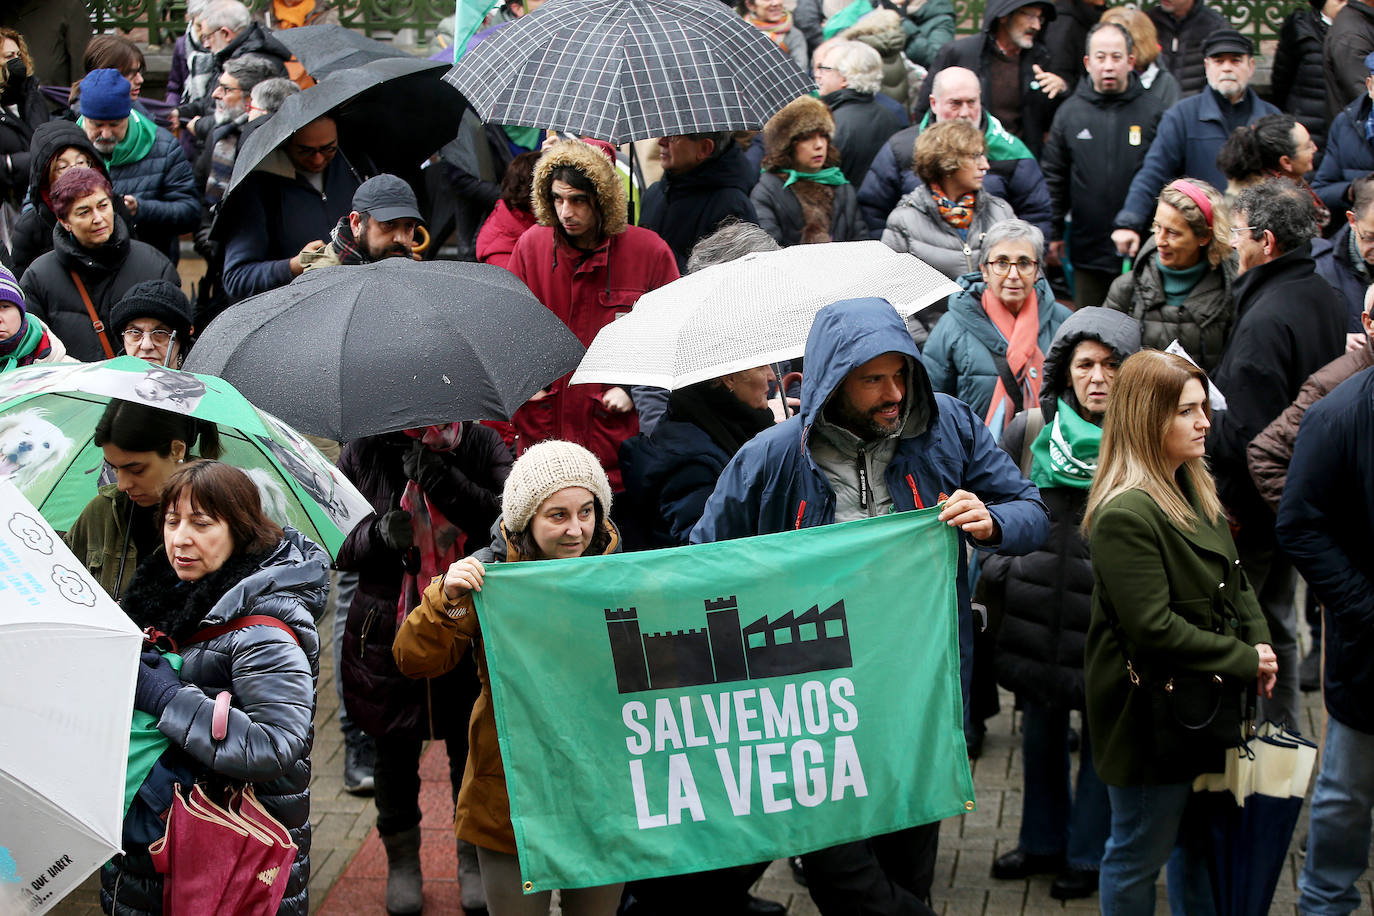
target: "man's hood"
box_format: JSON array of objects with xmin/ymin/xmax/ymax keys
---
[
  {"xmin": 799, "ymin": 297, "xmax": 936, "ymax": 441},
  {"xmin": 530, "ymin": 138, "xmax": 628, "ymax": 236},
  {"xmin": 982, "ymin": 0, "xmax": 1056, "ymax": 32},
  {"xmin": 27, "ymin": 120, "xmax": 113, "ymax": 204},
  {"xmin": 1041, "ymin": 306, "xmax": 1141, "ymax": 412}
]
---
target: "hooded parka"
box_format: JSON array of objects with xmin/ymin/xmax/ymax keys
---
[
  {"xmin": 101, "ymin": 528, "xmax": 328, "ymax": 916},
  {"xmin": 1101, "ymin": 235, "xmax": 1237, "ymax": 374},
  {"xmin": 507, "ymin": 140, "xmax": 679, "ymax": 490},
  {"xmin": 982, "ymin": 308, "xmax": 1141, "ymax": 709},
  {"xmin": 20, "ymin": 215, "xmax": 179, "ymax": 361}
]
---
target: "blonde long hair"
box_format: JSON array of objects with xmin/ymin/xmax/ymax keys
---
[{"xmin": 1082, "ymin": 350, "xmax": 1223, "ymax": 533}]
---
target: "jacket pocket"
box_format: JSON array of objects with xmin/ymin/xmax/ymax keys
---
[{"xmin": 598, "ymin": 288, "xmax": 645, "ymax": 318}]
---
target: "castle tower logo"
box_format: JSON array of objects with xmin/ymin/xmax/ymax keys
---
[{"xmin": 605, "ymin": 595, "xmax": 852, "ymax": 694}]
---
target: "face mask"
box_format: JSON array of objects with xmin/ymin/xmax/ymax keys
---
[{"xmin": 1, "ymin": 59, "xmax": 24, "ymax": 102}]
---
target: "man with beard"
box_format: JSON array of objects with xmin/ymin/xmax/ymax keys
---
[
  {"xmin": 303, "ymin": 174, "xmax": 422, "ymax": 269},
  {"xmin": 915, "ymin": 0, "xmax": 1066, "ymax": 156},
  {"xmin": 193, "ymin": 54, "xmax": 278, "ymax": 207},
  {"xmin": 1111, "ymin": 29, "xmax": 1278, "ymax": 258},
  {"xmin": 692, "ymin": 297, "xmax": 1048, "ymax": 915}
]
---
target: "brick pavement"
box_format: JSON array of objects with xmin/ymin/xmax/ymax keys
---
[{"xmin": 50, "ymin": 611, "xmax": 1371, "ymax": 916}]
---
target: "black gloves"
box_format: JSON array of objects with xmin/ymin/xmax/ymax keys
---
[{"xmin": 134, "ymin": 650, "xmax": 182, "ymax": 717}]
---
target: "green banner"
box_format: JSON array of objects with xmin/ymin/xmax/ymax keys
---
[{"xmin": 474, "ymin": 508, "xmax": 973, "ymax": 892}]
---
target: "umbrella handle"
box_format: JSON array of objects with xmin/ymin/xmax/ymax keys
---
[
  {"xmin": 411, "ymin": 224, "xmax": 431, "ymax": 256},
  {"xmin": 212, "ymin": 691, "xmax": 233, "ymax": 741}
]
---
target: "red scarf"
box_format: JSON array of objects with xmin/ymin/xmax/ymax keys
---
[
  {"xmin": 981, "ymin": 287, "xmax": 1044, "ymax": 438},
  {"xmin": 396, "ymin": 423, "xmax": 466, "ymax": 625}
]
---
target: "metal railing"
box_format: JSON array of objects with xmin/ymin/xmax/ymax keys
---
[
  {"xmin": 87, "ymin": 0, "xmax": 452, "ymax": 46},
  {"xmin": 88, "ymin": 0, "xmax": 1304, "ymax": 51}
]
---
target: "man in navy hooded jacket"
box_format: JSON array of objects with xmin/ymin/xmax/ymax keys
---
[{"xmin": 692, "ymin": 297, "xmax": 1049, "ymax": 914}]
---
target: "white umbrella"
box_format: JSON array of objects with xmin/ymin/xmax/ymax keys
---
[
  {"xmin": 0, "ymin": 480, "xmax": 141, "ymax": 915},
  {"xmin": 569, "ymin": 241, "xmax": 960, "ymax": 390}
]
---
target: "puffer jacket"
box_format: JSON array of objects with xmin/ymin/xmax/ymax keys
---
[
  {"xmin": 751, "ymin": 170, "xmax": 866, "ymax": 246},
  {"xmin": 21, "ymin": 216, "xmax": 180, "ymax": 361},
  {"xmin": 102, "ymin": 117, "xmax": 201, "ymax": 264},
  {"xmin": 336, "ymin": 428, "xmax": 510, "ymax": 741},
  {"xmin": 881, "ymin": 186, "xmax": 1015, "ymax": 280},
  {"xmin": 1102, "ymin": 235, "xmax": 1237, "ymax": 374},
  {"xmin": 902, "ymin": 0, "xmax": 956, "ymax": 68},
  {"xmin": 392, "ymin": 519, "xmax": 621, "ymax": 854},
  {"xmin": 1272, "ymin": 2, "xmax": 1333, "ymax": 151},
  {"xmin": 9, "ymin": 120, "xmax": 136, "ymax": 279},
  {"xmin": 1249, "ymin": 340, "xmax": 1374, "ymax": 512},
  {"xmin": 1147, "ymin": 0, "xmax": 1231, "ymax": 97},
  {"xmin": 921, "ymin": 270, "xmax": 1073, "ymax": 421},
  {"xmin": 0, "ymin": 74, "xmax": 50, "ymax": 208},
  {"xmin": 981, "ymin": 307, "xmax": 1141, "ymax": 710},
  {"xmin": 101, "ymin": 528, "xmax": 327, "ymax": 916},
  {"xmin": 1312, "ymin": 95, "xmax": 1373, "ymax": 218},
  {"xmin": 842, "ymin": 10, "xmax": 921, "ymax": 114},
  {"xmin": 859, "ymin": 113, "xmax": 1052, "ymax": 238}
]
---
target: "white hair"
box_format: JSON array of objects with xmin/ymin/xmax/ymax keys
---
[
  {"xmin": 200, "ymin": 0, "xmax": 252, "ymax": 35},
  {"xmin": 827, "ymin": 40, "xmax": 883, "ymax": 95}
]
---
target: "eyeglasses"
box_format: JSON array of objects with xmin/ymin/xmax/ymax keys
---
[
  {"xmin": 290, "ymin": 141, "xmax": 338, "ymax": 158},
  {"xmin": 986, "ymin": 257, "xmax": 1039, "ymax": 276},
  {"xmin": 213, "ymin": 81, "xmax": 243, "ymax": 96},
  {"xmin": 1352, "ymin": 225, "xmax": 1374, "ymax": 244},
  {"xmin": 122, "ymin": 328, "xmax": 173, "ymax": 345},
  {"xmin": 813, "ymin": 65, "xmax": 835, "ymax": 72},
  {"xmin": 1229, "ymin": 225, "xmax": 1257, "ymax": 239}
]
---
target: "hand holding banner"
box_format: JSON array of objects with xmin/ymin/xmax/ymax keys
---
[{"xmin": 475, "ymin": 507, "xmax": 974, "ymax": 892}]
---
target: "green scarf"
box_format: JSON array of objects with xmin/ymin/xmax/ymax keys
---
[
  {"xmin": 503, "ymin": 124, "xmax": 541, "ymax": 151},
  {"xmin": 918, "ymin": 110, "xmax": 1033, "ymax": 162},
  {"xmin": 91, "ymin": 109, "xmax": 157, "ymax": 168},
  {"xmin": 822, "ymin": 0, "xmax": 872, "ymax": 38},
  {"xmin": 0, "ymin": 318, "xmax": 42, "ymax": 374},
  {"xmin": 1029, "ymin": 398, "xmax": 1103, "ymax": 490},
  {"xmin": 780, "ymin": 165, "xmax": 849, "ymax": 187}
]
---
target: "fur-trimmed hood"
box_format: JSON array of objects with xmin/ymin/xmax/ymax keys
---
[
  {"xmin": 762, "ymin": 95, "xmax": 836, "ymax": 163},
  {"xmin": 531, "ymin": 139, "xmax": 628, "ymax": 237},
  {"xmin": 842, "ymin": 8, "xmax": 905, "ymax": 41}
]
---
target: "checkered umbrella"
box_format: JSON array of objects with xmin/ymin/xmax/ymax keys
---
[{"xmin": 445, "ymin": 0, "xmax": 816, "ymax": 145}]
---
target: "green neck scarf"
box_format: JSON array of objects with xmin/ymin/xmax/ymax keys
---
[
  {"xmin": 780, "ymin": 166, "xmax": 849, "ymax": 188},
  {"xmin": 0, "ymin": 319, "xmax": 43, "ymax": 375},
  {"xmin": 1029, "ymin": 398, "xmax": 1103, "ymax": 490},
  {"xmin": 87, "ymin": 109, "xmax": 157, "ymax": 168},
  {"xmin": 918, "ymin": 111, "xmax": 1033, "ymax": 161},
  {"xmin": 503, "ymin": 124, "xmax": 541, "ymax": 152}
]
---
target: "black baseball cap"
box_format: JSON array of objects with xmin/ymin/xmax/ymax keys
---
[
  {"xmin": 352, "ymin": 174, "xmax": 423, "ymax": 223},
  {"xmin": 1203, "ymin": 29, "xmax": 1253, "ymax": 58}
]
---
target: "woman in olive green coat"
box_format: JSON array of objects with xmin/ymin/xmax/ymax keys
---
[{"xmin": 1081, "ymin": 350, "xmax": 1275, "ymax": 916}]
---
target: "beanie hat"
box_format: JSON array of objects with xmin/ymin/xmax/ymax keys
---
[
  {"xmin": 110, "ymin": 280, "xmax": 194, "ymax": 341},
  {"xmin": 0, "ymin": 265, "xmax": 24, "ymax": 316},
  {"xmin": 81, "ymin": 69, "xmax": 133, "ymax": 121},
  {"xmin": 501, "ymin": 440, "xmax": 612, "ymax": 535}
]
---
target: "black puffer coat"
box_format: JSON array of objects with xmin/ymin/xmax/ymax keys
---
[
  {"xmin": 21, "ymin": 216, "xmax": 178, "ymax": 360},
  {"xmin": 0, "ymin": 73, "xmax": 50, "ymax": 209},
  {"xmin": 102, "ymin": 529, "xmax": 327, "ymax": 916},
  {"xmin": 9, "ymin": 120, "xmax": 135, "ymax": 278},
  {"xmin": 107, "ymin": 122, "xmax": 201, "ymax": 264},
  {"xmin": 336, "ymin": 427, "xmax": 511, "ymax": 741},
  {"xmin": 750, "ymin": 171, "xmax": 865, "ymax": 245},
  {"xmin": 982, "ymin": 308, "xmax": 1141, "ymax": 710},
  {"xmin": 1147, "ymin": 0, "xmax": 1230, "ymax": 97},
  {"xmin": 1272, "ymin": 1, "xmax": 1333, "ymax": 151}
]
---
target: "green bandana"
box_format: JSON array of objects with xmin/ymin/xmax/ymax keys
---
[
  {"xmin": 85, "ymin": 109, "xmax": 157, "ymax": 169},
  {"xmin": 918, "ymin": 110, "xmax": 1033, "ymax": 162},
  {"xmin": 1029, "ymin": 398, "xmax": 1103, "ymax": 490},
  {"xmin": 780, "ymin": 165, "xmax": 849, "ymax": 187}
]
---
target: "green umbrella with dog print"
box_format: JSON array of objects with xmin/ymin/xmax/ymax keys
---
[{"xmin": 0, "ymin": 357, "xmax": 370, "ymax": 559}]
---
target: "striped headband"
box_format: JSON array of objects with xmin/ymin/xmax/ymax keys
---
[{"xmin": 1168, "ymin": 179, "xmax": 1214, "ymax": 228}]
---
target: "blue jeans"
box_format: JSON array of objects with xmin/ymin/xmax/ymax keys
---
[
  {"xmin": 1019, "ymin": 702, "xmax": 1110, "ymax": 870},
  {"xmin": 1100, "ymin": 783, "xmax": 1216, "ymax": 916},
  {"xmin": 1299, "ymin": 716, "xmax": 1374, "ymax": 914}
]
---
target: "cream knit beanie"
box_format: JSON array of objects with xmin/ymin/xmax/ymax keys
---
[{"xmin": 501, "ymin": 440, "xmax": 613, "ymax": 534}]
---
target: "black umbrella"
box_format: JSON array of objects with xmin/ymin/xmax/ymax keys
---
[
  {"xmin": 225, "ymin": 56, "xmax": 466, "ymax": 203},
  {"xmin": 273, "ymin": 24, "xmax": 410, "ymax": 79},
  {"xmin": 182, "ymin": 259, "xmax": 586, "ymax": 440},
  {"xmin": 445, "ymin": 0, "xmax": 816, "ymax": 145}
]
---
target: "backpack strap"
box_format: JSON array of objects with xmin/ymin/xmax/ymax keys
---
[
  {"xmin": 1019, "ymin": 406, "xmax": 1044, "ymax": 478},
  {"xmin": 69, "ymin": 270, "xmax": 115, "ymax": 358}
]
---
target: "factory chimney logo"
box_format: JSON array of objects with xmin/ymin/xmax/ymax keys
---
[{"xmin": 605, "ymin": 595, "xmax": 852, "ymax": 694}]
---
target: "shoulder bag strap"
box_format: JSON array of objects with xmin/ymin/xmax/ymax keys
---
[
  {"xmin": 1019, "ymin": 406, "xmax": 1044, "ymax": 477},
  {"xmin": 68, "ymin": 270, "xmax": 115, "ymax": 358},
  {"xmin": 182, "ymin": 615, "xmax": 301, "ymax": 648},
  {"xmin": 991, "ymin": 349, "xmax": 1025, "ymax": 414}
]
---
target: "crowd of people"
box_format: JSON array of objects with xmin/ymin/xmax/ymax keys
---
[{"xmin": 4, "ymin": 0, "xmax": 1374, "ymax": 913}]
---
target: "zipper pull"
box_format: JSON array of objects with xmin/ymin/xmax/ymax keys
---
[{"xmin": 856, "ymin": 447, "xmax": 869, "ymax": 511}]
